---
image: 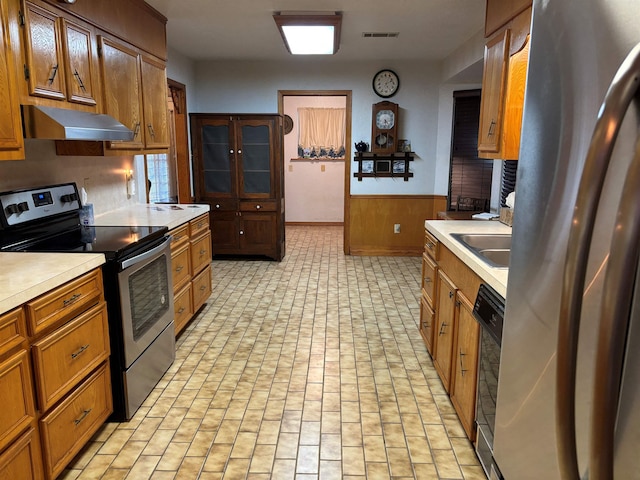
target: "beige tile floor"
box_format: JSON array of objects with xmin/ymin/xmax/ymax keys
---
[{"xmin": 61, "ymin": 225, "xmax": 486, "ymax": 480}]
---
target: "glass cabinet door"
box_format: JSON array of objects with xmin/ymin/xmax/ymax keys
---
[
  {"xmin": 238, "ymin": 122, "xmax": 272, "ymax": 196},
  {"xmin": 202, "ymin": 123, "xmax": 233, "ymax": 194}
]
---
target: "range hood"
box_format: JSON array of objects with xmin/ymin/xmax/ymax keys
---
[{"xmin": 22, "ymin": 105, "xmax": 135, "ymax": 141}]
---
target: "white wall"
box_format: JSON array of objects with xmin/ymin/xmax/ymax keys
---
[
  {"xmin": 193, "ymin": 59, "xmax": 442, "ymax": 195},
  {"xmin": 283, "ymin": 96, "xmax": 345, "ymax": 223}
]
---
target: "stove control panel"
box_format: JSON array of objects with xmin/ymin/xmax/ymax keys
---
[{"xmin": 0, "ymin": 183, "xmax": 81, "ymax": 227}]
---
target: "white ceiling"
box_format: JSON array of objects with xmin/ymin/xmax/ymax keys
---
[{"xmin": 144, "ymin": 0, "xmax": 486, "ymax": 63}]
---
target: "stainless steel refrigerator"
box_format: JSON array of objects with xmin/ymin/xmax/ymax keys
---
[{"xmin": 493, "ymin": 0, "xmax": 640, "ymax": 479}]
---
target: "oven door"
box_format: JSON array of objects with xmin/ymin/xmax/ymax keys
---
[{"xmin": 117, "ymin": 236, "xmax": 174, "ymax": 368}]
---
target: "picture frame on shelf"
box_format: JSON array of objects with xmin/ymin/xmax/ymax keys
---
[
  {"xmin": 375, "ymin": 160, "xmax": 391, "ymax": 173},
  {"xmin": 397, "ymin": 139, "xmax": 411, "ymax": 152},
  {"xmin": 392, "ymin": 160, "xmax": 406, "ymax": 173},
  {"xmin": 361, "ymin": 160, "xmax": 374, "ymax": 173}
]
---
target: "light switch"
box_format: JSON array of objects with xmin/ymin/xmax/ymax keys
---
[{"xmin": 288, "ymin": 165, "xmax": 293, "ymax": 172}]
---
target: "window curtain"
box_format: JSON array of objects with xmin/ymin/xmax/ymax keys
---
[{"xmin": 297, "ymin": 107, "xmax": 346, "ymax": 158}]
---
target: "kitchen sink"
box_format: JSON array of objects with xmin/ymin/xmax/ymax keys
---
[{"xmin": 451, "ymin": 233, "xmax": 512, "ymax": 268}]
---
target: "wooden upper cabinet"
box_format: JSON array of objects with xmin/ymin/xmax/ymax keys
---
[
  {"xmin": 477, "ymin": 29, "xmax": 509, "ymax": 155},
  {"xmin": 98, "ymin": 36, "xmax": 144, "ymax": 149},
  {"xmin": 0, "ymin": 0, "xmax": 24, "ymax": 160},
  {"xmin": 141, "ymin": 56, "xmax": 169, "ymax": 149},
  {"xmin": 61, "ymin": 19, "xmax": 96, "ymax": 105},
  {"xmin": 485, "ymin": 0, "xmax": 532, "ymax": 37},
  {"xmin": 20, "ymin": 1, "xmax": 98, "ymax": 107}
]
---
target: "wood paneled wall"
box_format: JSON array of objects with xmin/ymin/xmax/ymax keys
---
[{"xmin": 349, "ymin": 195, "xmax": 447, "ymax": 256}]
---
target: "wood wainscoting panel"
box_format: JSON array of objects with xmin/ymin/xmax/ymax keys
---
[{"xmin": 349, "ymin": 195, "xmax": 447, "ymax": 256}]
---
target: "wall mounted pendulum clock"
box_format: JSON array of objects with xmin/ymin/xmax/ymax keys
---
[{"xmin": 371, "ymin": 101, "xmax": 398, "ymax": 154}]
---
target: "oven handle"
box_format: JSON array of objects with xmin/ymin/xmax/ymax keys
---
[{"xmin": 120, "ymin": 236, "xmax": 171, "ymax": 270}]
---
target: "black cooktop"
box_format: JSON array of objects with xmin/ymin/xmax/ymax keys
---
[{"xmin": 5, "ymin": 224, "xmax": 168, "ymax": 260}]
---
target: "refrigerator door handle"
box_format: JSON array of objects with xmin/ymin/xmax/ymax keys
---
[
  {"xmin": 557, "ymin": 41, "xmax": 640, "ymax": 480},
  {"xmin": 590, "ymin": 129, "xmax": 640, "ymax": 480}
]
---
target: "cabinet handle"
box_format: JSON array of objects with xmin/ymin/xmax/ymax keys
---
[
  {"xmin": 148, "ymin": 124, "xmax": 155, "ymax": 138},
  {"xmin": 200, "ymin": 285, "xmax": 206, "ymax": 291},
  {"xmin": 488, "ymin": 119, "xmax": 496, "ymax": 136},
  {"xmin": 439, "ymin": 322, "xmax": 448, "ymax": 336},
  {"xmin": 178, "ymin": 306, "xmax": 185, "ymax": 314},
  {"xmin": 200, "ymin": 249, "xmax": 206, "ymax": 255},
  {"xmin": 73, "ymin": 69, "xmax": 86, "ymax": 92},
  {"xmin": 71, "ymin": 344, "xmax": 90, "ymax": 359},
  {"xmin": 422, "ymin": 321, "xmax": 430, "ymax": 329},
  {"xmin": 256, "ymin": 205, "xmax": 261, "ymax": 209},
  {"xmin": 456, "ymin": 300, "xmax": 461, "ymax": 307},
  {"xmin": 230, "ymin": 149, "xmax": 234, "ymax": 154},
  {"xmin": 238, "ymin": 149, "xmax": 242, "ymax": 154},
  {"xmin": 448, "ymin": 291, "xmax": 454, "ymax": 299},
  {"xmin": 459, "ymin": 350, "xmax": 467, "ymax": 377},
  {"xmin": 239, "ymin": 230, "xmax": 244, "ymax": 235},
  {"xmin": 48, "ymin": 64, "xmax": 59, "ymax": 85},
  {"xmin": 176, "ymin": 265, "xmax": 184, "ymax": 272},
  {"xmin": 426, "ymin": 241, "xmax": 434, "ymax": 249},
  {"xmin": 424, "ymin": 276, "xmax": 432, "ymax": 284},
  {"xmin": 215, "ymin": 204, "xmax": 221, "ymax": 209},
  {"xmin": 73, "ymin": 408, "xmax": 92, "ymax": 426},
  {"xmin": 63, "ymin": 293, "xmax": 81, "ymax": 307},
  {"xmin": 133, "ymin": 122, "xmax": 141, "ymax": 138}
]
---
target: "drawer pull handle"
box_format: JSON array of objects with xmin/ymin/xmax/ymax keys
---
[
  {"xmin": 176, "ymin": 265, "xmax": 184, "ymax": 272},
  {"xmin": 439, "ymin": 322, "xmax": 448, "ymax": 336},
  {"xmin": 422, "ymin": 322, "xmax": 429, "ymax": 329},
  {"xmin": 449, "ymin": 291, "xmax": 454, "ymax": 299},
  {"xmin": 459, "ymin": 350, "xmax": 467, "ymax": 377},
  {"xmin": 199, "ymin": 249, "xmax": 206, "ymax": 255},
  {"xmin": 73, "ymin": 408, "xmax": 92, "ymax": 426},
  {"xmin": 71, "ymin": 344, "xmax": 90, "ymax": 359},
  {"xmin": 178, "ymin": 307, "xmax": 185, "ymax": 314},
  {"xmin": 256, "ymin": 205, "xmax": 261, "ymax": 209},
  {"xmin": 216, "ymin": 204, "xmax": 221, "ymax": 209},
  {"xmin": 424, "ymin": 277, "xmax": 432, "ymax": 284},
  {"xmin": 63, "ymin": 293, "xmax": 81, "ymax": 307},
  {"xmin": 426, "ymin": 241, "xmax": 434, "ymax": 249},
  {"xmin": 200, "ymin": 285, "xmax": 206, "ymax": 291}
]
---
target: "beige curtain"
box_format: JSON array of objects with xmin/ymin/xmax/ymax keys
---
[{"xmin": 298, "ymin": 107, "xmax": 345, "ymax": 158}]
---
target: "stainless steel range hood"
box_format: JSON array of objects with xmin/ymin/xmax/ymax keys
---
[{"xmin": 22, "ymin": 105, "xmax": 135, "ymax": 141}]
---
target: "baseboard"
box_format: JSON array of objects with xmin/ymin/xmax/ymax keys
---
[{"xmin": 285, "ymin": 222, "xmax": 344, "ymax": 226}]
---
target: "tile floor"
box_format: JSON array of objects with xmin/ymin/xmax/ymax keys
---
[{"xmin": 61, "ymin": 225, "xmax": 485, "ymax": 480}]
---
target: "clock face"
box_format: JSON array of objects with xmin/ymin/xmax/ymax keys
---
[
  {"xmin": 373, "ymin": 69, "xmax": 399, "ymax": 98},
  {"xmin": 376, "ymin": 110, "xmax": 395, "ymax": 129}
]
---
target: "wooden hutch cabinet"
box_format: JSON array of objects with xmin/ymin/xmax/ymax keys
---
[{"xmin": 190, "ymin": 114, "xmax": 285, "ymax": 261}]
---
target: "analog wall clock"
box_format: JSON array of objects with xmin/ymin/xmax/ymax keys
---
[
  {"xmin": 372, "ymin": 69, "xmax": 399, "ymax": 98},
  {"xmin": 371, "ymin": 101, "xmax": 399, "ymax": 154}
]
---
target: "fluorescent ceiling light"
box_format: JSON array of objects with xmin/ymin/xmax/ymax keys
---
[{"xmin": 274, "ymin": 12, "xmax": 342, "ymax": 55}]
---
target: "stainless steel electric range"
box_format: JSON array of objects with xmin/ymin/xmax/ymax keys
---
[{"xmin": 0, "ymin": 182, "xmax": 175, "ymax": 421}]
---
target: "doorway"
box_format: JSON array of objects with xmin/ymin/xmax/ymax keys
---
[{"xmin": 278, "ymin": 90, "xmax": 353, "ymax": 254}]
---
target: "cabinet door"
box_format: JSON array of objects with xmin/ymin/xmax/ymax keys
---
[
  {"xmin": 236, "ymin": 118, "xmax": 275, "ymax": 199},
  {"xmin": 141, "ymin": 56, "xmax": 169, "ymax": 149},
  {"xmin": 433, "ymin": 270, "xmax": 457, "ymax": 392},
  {"xmin": 98, "ymin": 36, "xmax": 144, "ymax": 149},
  {"xmin": 0, "ymin": 426, "xmax": 44, "ymax": 480},
  {"xmin": 22, "ymin": 2, "xmax": 65, "ymax": 100},
  {"xmin": 421, "ymin": 253, "xmax": 437, "ymax": 307},
  {"xmin": 0, "ymin": 0, "xmax": 24, "ymax": 160},
  {"xmin": 0, "ymin": 350, "xmax": 36, "ymax": 453},
  {"xmin": 420, "ymin": 295, "xmax": 435, "ymax": 355},
  {"xmin": 61, "ymin": 19, "xmax": 97, "ymax": 106},
  {"xmin": 450, "ymin": 292, "xmax": 481, "ymax": 440},
  {"xmin": 209, "ymin": 210, "xmax": 239, "ymax": 253},
  {"xmin": 192, "ymin": 116, "xmax": 237, "ymax": 200},
  {"xmin": 239, "ymin": 212, "xmax": 277, "ymax": 257},
  {"xmin": 478, "ymin": 29, "xmax": 510, "ymax": 154}
]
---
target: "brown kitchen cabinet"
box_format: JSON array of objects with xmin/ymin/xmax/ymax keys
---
[
  {"xmin": 0, "ymin": 267, "xmax": 112, "ymax": 479},
  {"xmin": 449, "ymin": 291, "xmax": 481, "ymax": 440},
  {"xmin": 170, "ymin": 213, "xmax": 212, "ymax": 336},
  {"xmin": 420, "ymin": 227, "xmax": 483, "ymax": 441},
  {"xmin": 0, "ymin": 0, "xmax": 24, "ymax": 161},
  {"xmin": 98, "ymin": 36, "xmax": 168, "ymax": 152},
  {"xmin": 191, "ymin": 114, "xmax": 285, "ymax": 261},
  {"xmin": 19, "ymin": 0, "xmax": 100, "ymax": 108},
  {"xmin": 478, "ymin": 7, "xmax": 531, "ymax": 160},
  {"xmin": 485, "ymin": 0, "xmax": 531, "ymax": 37}
]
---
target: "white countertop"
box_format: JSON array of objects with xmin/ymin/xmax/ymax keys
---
[
  {"xmin": 425, "ymin": 219, "xmax": 511, "ymax": 298},
  {"xmin": 0, "ymin": 252, "xmax": 106, "ymax": 314},
  {"xmin": 94, "ymin": 203, "xmax": 210, "ymax": 230}
]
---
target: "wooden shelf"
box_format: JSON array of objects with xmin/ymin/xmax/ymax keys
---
[{"xmin": 353, "ymin": 152, "xmax": 414, "ymax": 181}]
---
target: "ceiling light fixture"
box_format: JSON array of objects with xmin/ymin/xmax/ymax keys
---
[{"xmin": 273, "ymin": 12, "xmax": 342, "ymax": 55}]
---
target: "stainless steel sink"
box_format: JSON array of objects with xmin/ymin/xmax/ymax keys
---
[{"xmin": 451, "ymin": 233, "xmax": 512, "ymax": 268}]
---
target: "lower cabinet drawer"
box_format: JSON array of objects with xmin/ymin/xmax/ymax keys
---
[
  {"xmin": 0, "ymin": 308, "xmax": 27, "ymax": 358},
  {"xmin": 0, "ymin": 350, "xmax": 36, "ymax": 452},
  {"xmin": 192, "ymin": 264, "xmax": 212, "ymax": 311},
  {"xmin": 32, "ymin": 302, "xmax": 110, "ymax": 411},
  {"xmin": 190, "ymin": 231, "xmax": 212, "ymax": 274},
  {"xmin": 171, "ymin": 243, "xmax": 191, "ymax": 291},
  {"xmin": 39, "ymin": 362, "xmax": 112, "ymax": 479},
  {"xmin": 0, "ymin": 425, "xmax": 44, "ymax": 480},
  {"xmin": 174, "ymin": 282, "xmax": 193, "ymax": 336}
]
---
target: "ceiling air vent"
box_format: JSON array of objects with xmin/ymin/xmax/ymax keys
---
[{"xmin": 362, "ymin": 32, "xmax": 399, "ymax": 38}]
